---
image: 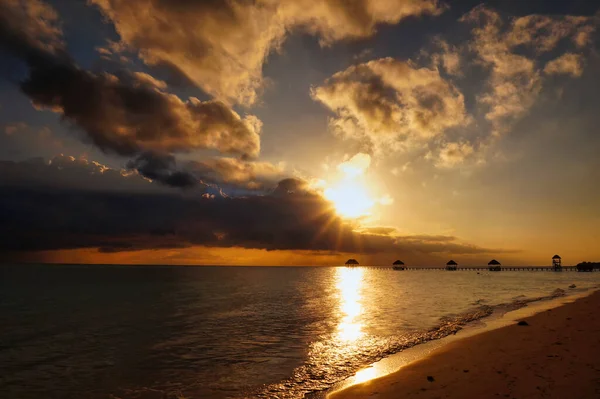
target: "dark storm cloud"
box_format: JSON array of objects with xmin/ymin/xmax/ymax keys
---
[
  {"xmin": 0, "ymin": 158, "xmax": 501, "ymax": 256},
  {"xmin": 0, "ymin": 0, "xmax": 262, "ymax": 188},
  {"xmin": 126, "ymin": 152, "xmax": 197, "ymax": 189}
]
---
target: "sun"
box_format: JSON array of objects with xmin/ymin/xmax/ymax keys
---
[{"xmin": 324, "ymin": 179, "xmax": 374, "ymax": 219}]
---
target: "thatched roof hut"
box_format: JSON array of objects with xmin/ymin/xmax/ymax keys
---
[
  {"xmin": 552, "ymin": 254, "xmax": 561, "ymax": 260},
  {"xmin": 345, "ymin": 258, "xmax": 359, "ymax": 266},
  {"xmin": 488, "ymin": 259, "xmax": 501, "ymax": 271},
  {"xmin": 446, "ymin": 259, "xmax": 458, "ymax": 271},
  {"xmin": 392, "ymin": 259, "xmax": 405, "ymax": 270}
]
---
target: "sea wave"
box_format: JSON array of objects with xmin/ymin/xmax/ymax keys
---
[{"xmin": 252, "ymin": 286, "xmax": 572, "ymax": 399}]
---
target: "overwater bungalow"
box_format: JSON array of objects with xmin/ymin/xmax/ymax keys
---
[
  {"xmin": 446, "ymin": 260, "xmax": 458, "ymax": 271},
  {"xmin": 552, "ymin": 254, "xmax": 562, "ymax": 271},
  {"xmin": 345, "ymin": 258, "xmax": 359, "ymax": 266},
  {"xmin": 488, "ymin": 259, "xmax": 501, "ymax": 271},
  {"xmin": 392, "ymin": 260, "xmax": 405, "ymax": 270}
]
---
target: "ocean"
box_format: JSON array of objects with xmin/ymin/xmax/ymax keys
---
[{"xmin": 1, "ymin": 264, "xmax": 598, "ymax": 399}]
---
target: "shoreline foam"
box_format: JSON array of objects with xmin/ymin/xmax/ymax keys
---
[
  {"xmin": 259, "ymin": 285, "xmax": 598, "ymax": 399},
  {"xmin": 301, "ymin": 286, "xmax": 598, "ymax": 399},
  {"xmin": 326, "ymin": 287, "xmax": 600, "ymax": 399}
]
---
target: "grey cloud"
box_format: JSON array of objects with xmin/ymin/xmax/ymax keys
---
[
  {"xmin": 0, "ymin": 155, "xmax": 181, "ymax": 194},
  {"xmin": 126, "ymin": 152, "xmax": 198, "ymax": 189}
]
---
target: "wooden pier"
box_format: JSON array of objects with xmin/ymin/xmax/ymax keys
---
[
  {"xmin": 354, "ymin": 266, "xmax": 596, "ymax": 271},
  {"xmin": 345, "ymin": 256, "xmax": 600, "ymax": 271},
  {"xmin": 397, "ymin": 266, "xmax": 582, "ymax": 271}
]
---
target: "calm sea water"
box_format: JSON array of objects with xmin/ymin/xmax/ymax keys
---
[{"xmin": 0, "ymin": 264, "xmax": 598, "ymax": 399}]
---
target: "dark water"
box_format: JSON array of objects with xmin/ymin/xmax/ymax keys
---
[{"xmin": 0, "ymin": 264, "xmax": 597, "ymax": 399}]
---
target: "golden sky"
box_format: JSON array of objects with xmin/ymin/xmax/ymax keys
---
[{"xmin": 0, "ymin": 0, "xmax": 599, "ymax": 266}]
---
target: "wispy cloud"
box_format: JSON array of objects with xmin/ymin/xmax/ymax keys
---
[{"xmin": 462, "ymin": 6, "xmax": 596, "ymax": 135}]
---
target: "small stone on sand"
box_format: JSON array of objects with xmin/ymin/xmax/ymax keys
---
[
  {"xmin": 517, "ymin": 321, "xmax": 529, "ymax": 326},
  {"xmin": 426, "ymin": 376, "xmax": 435, "ymax": 382}
]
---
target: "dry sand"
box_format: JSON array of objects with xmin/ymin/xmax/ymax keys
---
[{"xmin": 330, "ymin": 290, "xmax": 600, "ymax": 399}]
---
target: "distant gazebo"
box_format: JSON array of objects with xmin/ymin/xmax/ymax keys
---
[
  {"xmin": 488, "ymin": 259, "xmax": 501, "ymax": 272},
  {"xmin": 446, "ymin": 260, "xmax": 458, "ymax": 271},
  {"xmin": 392, "ymin": 260, "xmax": 405, "ymax": 270},
  {"xmin": 345, "ymin": 258, "xmax": 359, "ymax": 266},
  {"xmin": 552, "ymin": 255, "xmax": 562, "ymax": 271}
]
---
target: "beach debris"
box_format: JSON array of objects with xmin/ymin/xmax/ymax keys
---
[
  {"xmin": 517, "ymin": 321, "xmax": 529, "ymax": 326},
  {"xmin": 569, "ymin": 284, "xmax": 576, "ymax": 289},
  {"xmin": 463, "ymin": 369, "xmax": 470, "ymax": 373},
  {"xmin": 427, "ymin": 376, "xmax": 435, "ymax": 382}
]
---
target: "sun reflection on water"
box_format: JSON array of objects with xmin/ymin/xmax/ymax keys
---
[{"xmin": 336, "ymin": 267, "xmax": 364, "ymax": 341}]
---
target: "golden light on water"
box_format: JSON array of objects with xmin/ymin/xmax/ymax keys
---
[
  {"xmin": 353, "ymin": 366, "xmax": 377, "ymax": 384},
  {"xmin": 336, "ymin": 267, "xmax": 364, "ymax": 341}
]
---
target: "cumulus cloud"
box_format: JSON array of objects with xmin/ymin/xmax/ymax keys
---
[
  {"xmin": 0, "ymin": 0, "xmax": 264, "ymax": 187},
  {"xmin": 22, "ymin": 65, "xmax": 262, "ymax": 158},
  {"xmin": 430, "ymin": 38, "xmax": 462, "ymax": 76},
  {"xmin": 0, "ymin": 0, "xmax": 65, "ymax": 62},
  {"xmin": 434, "ymin": 141, "xmax": 475, "ymax": 168},
  {"xmin": 187, "ymin": 157, "xmax": 285, "ymax": 191},
  {"xmin": 0, "ymin": 157, "xmax": 501, "ymax": 257},
  {"xmin": 311, "ymin": 58, "xmax": 468, "ymax": 153},
  {"xmin": 544, "ymin": 53, "xmax": 584, "ymax": 77},
  {"xmin": 462, "ymin": 6, "xmax": 596, "ymax": 134},
  {"xmin": 90, "ymin": 0, "xmax": 443, "ymax": 105}
]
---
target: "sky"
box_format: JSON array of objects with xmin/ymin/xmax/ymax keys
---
[{"xmin": 0, "ymin": 0, "xmax": 599, "ymax": 266}]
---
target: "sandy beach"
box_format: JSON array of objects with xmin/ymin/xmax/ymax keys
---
[{"xmin": 330, "ymin": 290, "xmax": 600, "ymax": 399}]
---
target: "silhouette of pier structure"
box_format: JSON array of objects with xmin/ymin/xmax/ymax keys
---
[{"xmin": 345, "ymin": 255, "xmax": 599, "ymax": 271}]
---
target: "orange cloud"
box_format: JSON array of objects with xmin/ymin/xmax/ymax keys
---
[
  {"xmin": 544, "ymin": 53, "xmax": 584, "ymax": 77},
  {"xmin": 312, "ymin": 57, "xmax": 468, "ymax": 154},
  {"xmin": 90, "ymin": 0, "xmax": 443, "ymax": 105}
]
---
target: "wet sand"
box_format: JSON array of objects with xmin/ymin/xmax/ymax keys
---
[{"xmin": 330, "ymin": 290, "xmax": 600, "ymax": 399}]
